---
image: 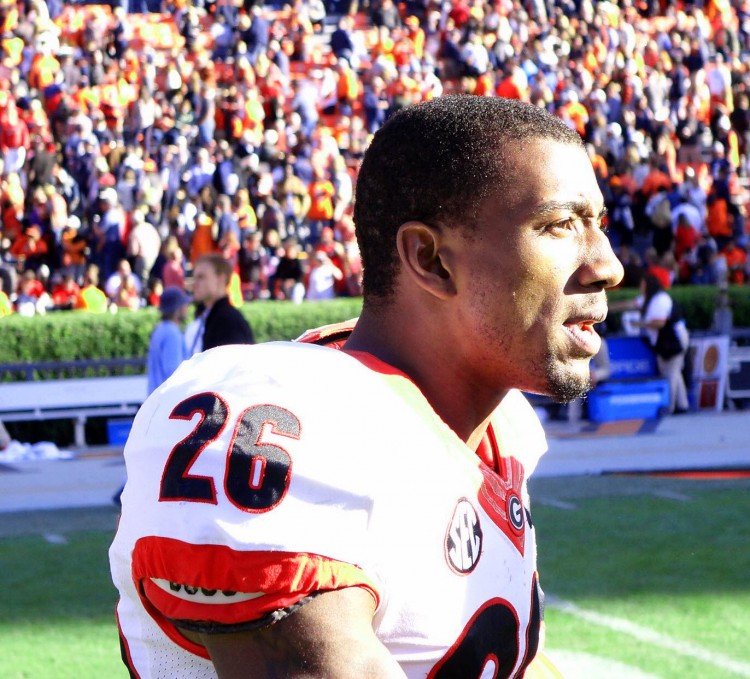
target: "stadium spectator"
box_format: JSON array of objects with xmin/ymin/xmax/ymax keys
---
[
  {"xmin": 634, "ymin": 273, "xmax": 691, "ymax": 415},
  {"xmin": 14, "ymin": 268, "xmax": 50, "ymax": 316},
  {"xmin": 304, "ymin": 248, "xmax": 342, "ymax": 300},
  {"xmin": 104, "ymin": 258, "xmax": 141, "ymax": 302},
  {"xmin": 306, "ymin": 163, "xmax": 336, "ymax": 244},
  {"xmin": 75, "ymin": 263, "xmax": 109, "ymax": 313},
  {"xmin": 188, "ymin": 252, "xmax": 255, "ymax": 355},
  {"xmin": 270, "ymin": 235, "xmax": 305, "ymax": 301},
  {"xmin": 126, "ymin": 208, "xmax": 161, "ymax": 290},
  {"xmin": 113, "ymin": 273, "xmax": 142, "ymax": 311},
  {"xmin": 50, "ymin": 270, "xmax": 81, "ymax": 310},
  {"xmin": 146, "ymin": 285, "xmax": 191, "ymax": 396},
  {"xmin": 160, "ymin": 237, "xmax": 187, "ymax": 291},
  {"xmin": 719, "ymin": 237, "xmax": 749, "ymax": 284},
  {"xmin": 0, "ymin": 101, "xmax": 30, "ymax": 175}
]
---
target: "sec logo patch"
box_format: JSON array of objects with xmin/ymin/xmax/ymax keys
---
[{"xmin": 445, "ymin": 498, "xmax": 483, "ymax": 574}]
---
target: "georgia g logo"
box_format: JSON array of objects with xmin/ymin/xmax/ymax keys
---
[
  {"xmin": 445, "ymin": 498, "xmax": 483, "ymax": 574},
  {"xmin": 477, "ymin": 458, "xmax": 527, "ymax": 556},
  {"xmin": 508, "ymin": 493, "xmax": 524, "ymax": 532}
]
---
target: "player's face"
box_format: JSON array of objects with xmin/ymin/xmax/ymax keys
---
[
  {"xmin": 453, "ymin": 139, "xmax": 623, "ymax": 402},
  {"xmin": 191, "ymin": 262, "xmax": 227, "ymax": 307}
]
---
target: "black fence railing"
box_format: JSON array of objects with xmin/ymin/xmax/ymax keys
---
[{"xmin": 0, "ymin": 358, "xmax": 147, "ymax": 382}]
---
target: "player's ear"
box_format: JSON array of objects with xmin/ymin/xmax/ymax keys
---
[{"xmin": 396, "ymin": 221, "xmax": 456, "ymax": 300}]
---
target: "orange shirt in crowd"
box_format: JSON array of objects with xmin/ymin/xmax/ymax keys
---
[
  {"xmin": 190, "ymin": 215, "xmax": 217, "ymax": 264},
  {"xmin": 720, "ymin": 243, "xmax": 748, "ymax": 284},
  {"xmin": 28, "ymin": 52, "xmax": 60, "ymax": 91},
  {"xmin": 307, "ymin": 178, "xmax": 336, "ymax": 221},
  {"xmin": 590, "ymin": 151, "xmax": 609, "ymax": 180},
  {"xmin": 337, "ymin": 66, "xmax": 359, "ymax": 103},
  {"xmin": 707, "ymin": 197, "xmax": 732, "ymax": 239},
  {"xmin": 641, "ymin": 168, "xmax": 672, "ymax": 197},
  {"xmin": 473, "ymin": 72, "xmax": 494, "ymax": 96},
  {"xmin": 560, "ymin": 100, "xmax": 589, "ymax": 137}
]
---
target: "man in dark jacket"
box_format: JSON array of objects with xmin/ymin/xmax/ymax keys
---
[{"xmin": 188, "ymin": 253, "xmax": 255, "ymax": 355}]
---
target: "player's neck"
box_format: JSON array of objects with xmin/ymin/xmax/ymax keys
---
[{"xmin": 346, "ymin": 312, "xmax": 505, "ymax": 447}]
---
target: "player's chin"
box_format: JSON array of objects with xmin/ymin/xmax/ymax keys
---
[{"xmin": 544, "ymin": 357, "xmax": 592, "ymax": 404}]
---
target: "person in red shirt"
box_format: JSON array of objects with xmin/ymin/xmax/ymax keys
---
[
  {"xmin": 673, "ymin": 214, "xmax": 700, "ymax": 282},
  {"xmin": 51, "ymin": 272, "xmax": 82, "ymax": 310},
  {"xmin": 644, "ymin": 248, "xmax": 674, "ymax": 289},
  {"xmin": 10, "ymin": 225, "xmax": 49, "ymax": 271},
  {"xmin": 719, "ymin": 238, "xmax": 748, "ymax": 284},
  {"xmin": 0, "ymin": 101, "xmax": 30, "ymax": 174},
  {"xmin": 673, "ymin": 213, "xmax": 699, "ymax": 261}
]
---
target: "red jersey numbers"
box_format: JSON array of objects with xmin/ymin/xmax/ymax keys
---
[{"xmin": 159, "ymin": 393, "xmax": 300, "ymax": 512}]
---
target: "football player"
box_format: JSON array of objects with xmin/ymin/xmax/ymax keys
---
[{"xmin": 110, "ymin": 96, "xmax": 623, "ymax": 678}]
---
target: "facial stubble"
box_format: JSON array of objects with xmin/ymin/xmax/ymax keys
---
[{"xmin": 543, "ymin": 353, "xmax": 593, "ymax": 404}]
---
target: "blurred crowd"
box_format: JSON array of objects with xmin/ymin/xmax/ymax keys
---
[{"xmin": 1, "ymin": 0, "xmax": 750, "ymax": 318}]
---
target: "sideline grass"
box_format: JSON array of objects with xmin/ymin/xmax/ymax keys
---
[
  {"xmin": 531, "ymin": 475, "xmax": 750, "ymax": 678},
  {"xmin": 1, "ymin": 476, "xmax": 748, "ymax": 678},
  {"xmin": 0, "ymin": 510, "xmax": 122, "ymax": 679}
]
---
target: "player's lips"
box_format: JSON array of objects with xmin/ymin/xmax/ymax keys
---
[{"xmin": 562, "ymin": 314, "xmax": 605, "ymax": 357}]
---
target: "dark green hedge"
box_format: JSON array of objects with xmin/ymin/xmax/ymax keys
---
[
  {"xmin": 0, "ymin": 298, "xmax": 364, "ymax": 367},
  {"xmin": 1, "ymin": 286, "xmax": 749, "ymax": 368}
]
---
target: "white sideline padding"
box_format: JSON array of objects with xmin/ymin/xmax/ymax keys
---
[{"xmin": 0, "ymin": 375, "xmax": 148, "ymax": 447}]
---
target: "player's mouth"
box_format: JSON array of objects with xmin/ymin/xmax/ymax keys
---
[{"xmin": 562, "ymin": 318, "xmax": 603, "ymax": 357}]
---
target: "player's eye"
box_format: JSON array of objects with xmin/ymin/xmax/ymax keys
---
[{"xmin": 545, "ymin": 216, "xmax": 582, "ymax": 233}]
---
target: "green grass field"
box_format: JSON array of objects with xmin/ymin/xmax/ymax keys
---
[
  {"xmin": 532, "ymin": 474, "xmax": 750, "ymax": 678},
  {"xmin": 1, "ymin": 476, "xmax": 748, "ymax": 678}
]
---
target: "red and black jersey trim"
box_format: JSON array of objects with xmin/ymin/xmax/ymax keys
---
[
  {"xmin": 132, "ymin": 536, "xmax": 379, "ymax": 656},
  {"xmin": 295, "ymin": 318, "xmax": 356, "ymax": 348}
]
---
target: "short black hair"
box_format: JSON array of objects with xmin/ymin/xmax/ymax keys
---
[{"xmin": 353, "ymin": 95, "xmax": 584, "ymax": 301}]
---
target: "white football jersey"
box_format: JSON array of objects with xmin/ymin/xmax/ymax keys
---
[{"xmin": 110, "ymin": 341, "xmax": 548, "ymax": 678}]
